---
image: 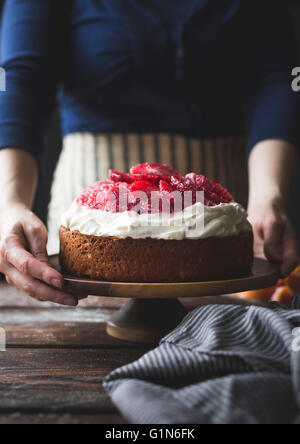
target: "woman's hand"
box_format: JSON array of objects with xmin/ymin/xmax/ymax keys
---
[
  {"xmin": 0, "ymin": 205, "xmax": 78, "ymax": 306},
  {"xmin": 248, "ymin": 140, "xmax": 300, "ymax": 279},
  {"xmin": 248, "ymin": 199, "xmax": 298, "ymax": 278}
]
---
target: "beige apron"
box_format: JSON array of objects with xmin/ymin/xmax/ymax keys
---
[{"xmin": 47, "ymin": 133, "xmax": 248, "ymax": 254}]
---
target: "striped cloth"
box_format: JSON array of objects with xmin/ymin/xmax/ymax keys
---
[
  {"xmin": 104, "ymin": 297, "xmax": 300, "ymax": 424},
  {"xmin": 47, "ymin": 133, "xmax": 248, "ymax": 254}
]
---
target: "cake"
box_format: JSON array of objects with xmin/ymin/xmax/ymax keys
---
[{"xmin": 59, "ymin": 163, "xmax": 253, "ymax": 282}]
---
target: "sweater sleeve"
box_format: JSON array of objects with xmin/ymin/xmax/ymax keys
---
[
  {"xmin": 245, "ymin": 1, "xmax": 300, "ymax": 155},
  {"xmin": 0, "ymin": 0, "xmax": 63, "ymax": 163}
]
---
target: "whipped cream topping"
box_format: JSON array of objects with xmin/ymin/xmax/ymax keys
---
[{"xmin": 61, "ymin": 202, "xmax": 252, "ymax": 240}]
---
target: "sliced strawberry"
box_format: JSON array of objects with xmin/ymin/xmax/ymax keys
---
[
  {"xmin": 130, "ymin": 163, "xmax": 181, "ymax": 178},
  {"xmin": 131, "ymin": 174, "xmax": 171, "ymax": 186},
  {"xmin": 109, "ymin": 170, "xmax": 134, "ymax": 184},
  {"xmin": 159, "ymin": 180, "xmax": 174, "ymax": 193},
  {"xmin": 77, "ymin": 181, "xmax": 130, "ymax": 212},
  {"xmin": 76, "ymin": 181, "xmax": 114, "ymax": 208},
  {"xmin": 184, "ymin": 173, "xmax": 233, "ymax": 204},
  {"xmin": 208, "ymin": 192, "xmax": 221, "ymax": 203},
  {"xmin": 77, "ymin": 164, "xmax": 234, "ymax": 213},
  {"xmin": 128, "ymin": 182, "xmax": 158, "ymax": 215},
  {"xmin": 170, "ymin": 176, "xmax": 183, "ymax": 188},
  {"xmin": 170, "ymin": 176, "xmax": 195, "ymax": 194},
  {"xmin": 184, "ymin": 173, "xmax": 198, "ymax": 188},
  {"xmin": 130, "ymin": 181, "xmax": 159, "ymax": 194},
  {"xmin": 110, "ymin": 183, "xmax": 131, "ymax": 212},
  {"xmin": 204, "ymin": 199, "xmax": 216, "ymax": 207}
]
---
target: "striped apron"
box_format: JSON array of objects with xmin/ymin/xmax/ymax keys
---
[{"xmin": 47, "ymin": 133, "xmax": 248, "ymax": 254}]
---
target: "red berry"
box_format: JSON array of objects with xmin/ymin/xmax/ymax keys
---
[
  {"xmin": 77, "ymin": 164, "xmax": 234, "ymax": 213},
  {"xmin": 109, "ymin": 170, "xmax": 134, "ymax": 184},
  {"xmin": 159, "ymin": 180, "xmax": 175, "ymax": 193},
  {"xmin": 130, "ymin": 163, "xmax": 181, "ymax": 178},
  {"xmin": 76, "ymin": 181, "xmax": 130, "ymax": 212},
  {"xmin": 130, "ymin": 181, "xmax": 159, "ymax": 194},
  {"xmin": 131, "ymin": 174, "xmax": 171, "ymax": 186},
  {"xmin": 184, "ymin": 173, "xmax": 233, "ymax": 205},
  {"xmin": 170, "ymin": 176, "xmax": 183, "ymax": 188},
  {"xmin": 204, "ymin": 199, "xmax": 215, "ymax": 207}
]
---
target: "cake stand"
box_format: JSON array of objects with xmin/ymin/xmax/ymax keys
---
[{"xmin": 51, "ymin": 256, "xmax": 278, "ymax": 343}]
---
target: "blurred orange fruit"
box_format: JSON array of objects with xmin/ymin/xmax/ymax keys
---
[
  {"xmin": 285, "ymin": 265, "xmax": 300, "ymax": 292},
  {"xmin": 236, "ymin": 286, "xmax": 277, "ymax": 301},
  {"xmin": 271, "ymin": 286, "xmax": 295, "ymax": 306},
  {"xmin": 236, "ymin": 261, "xmax": 300, "ymax": 303}
]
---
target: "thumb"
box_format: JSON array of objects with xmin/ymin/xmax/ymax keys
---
[
  {"xmin": 280, "ymin": 222, "xmax": 299, "ymax": 277},
  {"xmin": 23, "ymin": 222, "xmax": 50, "ymax": 265},
  {"xmin": 263, "ymin": 218, "xmax": 283, "ymax": 263}
]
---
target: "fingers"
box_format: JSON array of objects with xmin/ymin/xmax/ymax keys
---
[
  {"xmin": 0, "ymin": 212, "xmax": 78, "ymax": 307},
  {"xmin": 1, "ymin": 235, "xmax": 64, "ymax": 289},
  {"xmin": 249, "ymin": 205, "xmax": 299, "ymax": 280},
  {"xmin": 4, "ymin": 264, "xmax": 78, "ymax": 306},
  {"xmin": 252, "ymin": 235, "xmax": 265, "ymax": 261},
  {"xmin": 23, "ymin": 222, "xmax": 49, "ymax": 264},
  {"xmin": 262, "ymin": 216, "xmax": 298, "ymax": 278},
  {"xmin": 263, "ymin": 215, "xmax": 283, "ymax": 264},
  {"xmin": 280, "ymin": 223, "xmax": 299, "ymax": 278}
]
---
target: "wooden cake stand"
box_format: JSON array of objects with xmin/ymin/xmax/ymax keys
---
[{"xmin": 51, "ymin": 256, "xmax": 278, "ymax": 344}]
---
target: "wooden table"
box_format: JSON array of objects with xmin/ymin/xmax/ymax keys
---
[{"xmin": 0, "ymin": 278, "xmax": 265, "ymax": 425}]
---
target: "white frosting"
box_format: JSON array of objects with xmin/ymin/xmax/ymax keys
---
[{"xmin": 61, "ymin": 202, "xmax": 252, "ymax": 240}]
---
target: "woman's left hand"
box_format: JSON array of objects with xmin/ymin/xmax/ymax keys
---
[{"xmin": 248, "ymin": 200, "xmax": 299, "ymax": 278}]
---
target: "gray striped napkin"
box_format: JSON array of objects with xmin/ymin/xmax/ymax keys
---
[{"xmin": 104, "ymin": 296, "xmax": 300, "ymax": 424}]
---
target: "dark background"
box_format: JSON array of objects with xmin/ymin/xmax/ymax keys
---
[{"xmin": 0, "ymin": 0, "xmax": 300, "ymax": 237}]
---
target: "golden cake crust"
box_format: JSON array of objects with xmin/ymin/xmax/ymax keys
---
[{"xmin": 59, "ymin": 226, "xmax": 254, "ymax": 283}]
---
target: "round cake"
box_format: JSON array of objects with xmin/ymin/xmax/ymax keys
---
[{"xmin": 59, "ymin": 163, "xmax": 253, "ymax": 282}]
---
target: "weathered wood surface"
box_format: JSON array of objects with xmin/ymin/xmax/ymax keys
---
[
  {"xmin": 0, "ymin": 276, "xmax": 264, "ymax": 425},
  {"xmin": 0, "ymin": 350, "xmax": 146, "ymax": 412},
  {"xmin": 0, "ymin": 279, "xmax": 151, "ymax": 424},
  {"xmin": 0, "ymin": 413, "xmax": 126, "ymax": 424}
]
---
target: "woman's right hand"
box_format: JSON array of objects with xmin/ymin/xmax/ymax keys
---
[{"xmin": 0, "ymin": 205, "xmax": 78, "ymax": 306}]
